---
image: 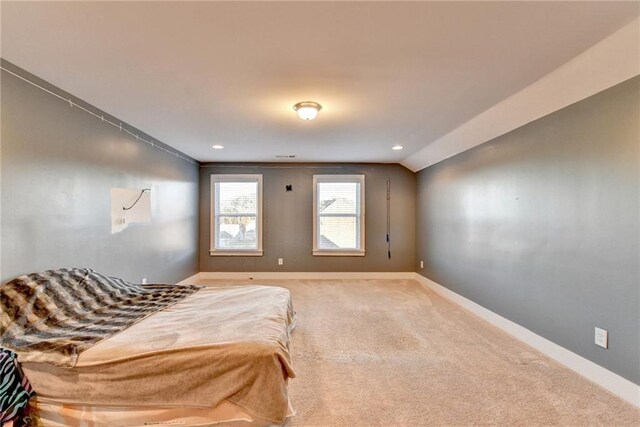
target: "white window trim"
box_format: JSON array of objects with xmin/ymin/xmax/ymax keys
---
[
  {"xmin": 313, "ymin": 174, "xmax": 366, "ymax": 257},
  {"xmin": 210, "ymin": 174, "xmax": 263, "ymax": 256}
]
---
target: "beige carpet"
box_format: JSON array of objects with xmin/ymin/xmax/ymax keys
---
[{"xmin": 201, "ymin": 279, "xmax": 640, "ymax": 426}]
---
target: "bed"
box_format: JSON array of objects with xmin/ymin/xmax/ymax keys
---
[{"xmin": 0, "ymin": 268, "xmax": 296, "ymax": 426}]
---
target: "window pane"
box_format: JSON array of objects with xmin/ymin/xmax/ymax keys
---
[
  {"xmin": 318, "ymin": 182, "xmax": 359, "ymax": 215},
  {"xmin": 313, "ymin": 176, "xmax": 364, "ymax": 254},
  {"xmin": 216, "ymin": 182, "xmax": 257, "ymax": 215},
  {"xmin": 217, "ymin": 215, "xmax": 257, "ymax": 249},
  {"xmin": 319, "ymin": 216, "xmax": 359, "ymax": 249}
]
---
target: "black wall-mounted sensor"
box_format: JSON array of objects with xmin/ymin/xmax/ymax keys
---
[{"xmin": 286, "ymin": 185, "xmax": 293, "ymax": 191}]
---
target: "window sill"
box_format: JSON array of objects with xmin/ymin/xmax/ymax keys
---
[
  {"xmin": 312, "ymin": 250, "xmax": 366, "ymax": 257},
  {"xmin": 210, "ymin": 250, "xmax": 263, "ymax": 257}
]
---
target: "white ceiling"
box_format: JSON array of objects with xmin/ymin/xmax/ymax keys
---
[{"xmin": 2, "ymin": 1, "xmax": 638, "ymax": 165}]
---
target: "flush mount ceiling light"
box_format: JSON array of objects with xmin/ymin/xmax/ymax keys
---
[
  {"xmin": 293, "ymin": 101, "xmax": 322, "ymax": 121},
  {"xmin": 212, "ymin": 144, "xmax": 224, "ymax": 149},
  {"xmin": 392, "ymin": 145, "xmax": 404, "ymax": 150}
]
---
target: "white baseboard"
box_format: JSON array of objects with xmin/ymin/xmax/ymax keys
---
[
  {"xmin": 199, "ymin": 271, "xmax": 415, "ymax": 280},
  {"xmin": 413, "ymin": 273, "xmax": 640, "ymax": 408},
  {"xmin": 175, "ymin": 273, "xmax": 201, "ymax": 286}
]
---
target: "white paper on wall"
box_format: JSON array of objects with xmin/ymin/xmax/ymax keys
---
[{"xmin": 111, "ymin": 188, "xmax": 152, "ymax": 233}]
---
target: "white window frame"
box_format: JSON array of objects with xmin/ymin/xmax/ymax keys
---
[
  {"xmin": 313, "ymin": 174, "xmax": 365, "ymax": 256},
  {"xmin": 210, "ymin": 174, "xmax": 263, "ymax": 256}
]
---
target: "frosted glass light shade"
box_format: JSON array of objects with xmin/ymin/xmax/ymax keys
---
[{"xmin": 294, "ymin": 101, "xmax": 322, "ymax": 120}]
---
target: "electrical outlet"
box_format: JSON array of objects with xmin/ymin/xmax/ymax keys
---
[
  {"xmin": 420, "ymin": 261, "xmax": 424, "ymax": 269},
  {"xmin": 141, "ymin": 277, "xmax": 147, "ymax": 285},
  {"xmin": 278, "ymin": 258, "xmax": 284, "ymax": 266},
  {"xmin": 595, "ymin": 327, "xmax": 608, "ymax": 349}
]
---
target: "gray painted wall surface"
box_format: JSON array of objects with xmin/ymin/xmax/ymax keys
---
[
  {"xmin": 200, "ymin": 163, "xmax": 415, "ymax": 272},
  {"xmin": 416, "ymin": 76, "xmax": 640, "ymax": 384},
  {"xmin": 1, "ymin": 61, "xmax": 199, "ymax": 284}
]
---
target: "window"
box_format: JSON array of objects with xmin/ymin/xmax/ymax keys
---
[
  {"xmin": 210, "ymin": 174, "xmax": 263, "ymax": 256},
  {"xmin": 313, "ymin": 174, "xmax": 365, "ymax": 256}
]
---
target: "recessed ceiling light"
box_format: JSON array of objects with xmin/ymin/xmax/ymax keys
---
[
  {"xmin": 212, "ymin": 144, "xmax": 224, "ymax": 149},
  {"xmin": 293, "ymin": 101, "xmax": 322, "ymax": 121},
  {"xmin": 392, "ymin": 145, "xmax": 404, "ymax": 150}
]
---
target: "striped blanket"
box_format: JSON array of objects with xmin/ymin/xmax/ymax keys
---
[
  {"xmin": 0, "ymin": 268, "xmax": 200, "ymax": 367},
  {"xmin": 0, "ymin": 349, "xmax": 34, "ymax": 424}
]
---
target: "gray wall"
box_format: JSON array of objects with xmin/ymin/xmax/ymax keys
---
[
  {"xmin": 416, "ymin": 76, "xmax": 640, "ymax": 384},
  {"xmin": 200, "ymin": 163, "xmax": 415, "ymax": 272},
  {"xmin": 1, "ymin": 60, "xmax": 200, "ymax": 284}
]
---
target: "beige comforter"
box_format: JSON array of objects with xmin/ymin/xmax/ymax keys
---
[{"xmin": 21, "ymin": 285, "xmax": 296, "ymax": 424}]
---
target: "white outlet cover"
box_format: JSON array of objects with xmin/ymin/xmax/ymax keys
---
[
  {"xmin": 595, "ymin": 327, "xmax": 608, "ymax": 349},
  {"xmin": 278, "ymin": 258, "xmax": 284, "ymax": 265},
  {"xmin": 420, "ymin": 261, "xmax": 424, "ymax": 269}
]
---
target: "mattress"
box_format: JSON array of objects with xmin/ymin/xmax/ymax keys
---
[{"xmin": 21, "ymin": 285, "xmax": 296, "ymax": 425}]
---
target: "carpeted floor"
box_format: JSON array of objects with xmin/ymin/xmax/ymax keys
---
[{"xmin": 201, "ymin": 278, "xmax": 640, "ymax": 426}]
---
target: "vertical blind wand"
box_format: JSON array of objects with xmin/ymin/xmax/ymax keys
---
[{"xmin": 386, "ymin": 178, "xmax": 391, "ymax": 259}]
